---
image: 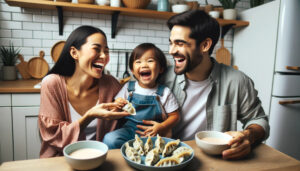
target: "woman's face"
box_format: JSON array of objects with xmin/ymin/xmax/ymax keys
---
[
  {"xmin": 131, "ymin": 49, "xmax": 163, "ymax": 88},
  {"xmin": 72, "ymin": 33, "xmax": 109, "ymax": 79}
]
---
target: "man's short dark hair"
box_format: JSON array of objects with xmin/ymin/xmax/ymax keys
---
[{"xmin": 167, "ymin": 10, "xmax": 220, "ymax": 55}]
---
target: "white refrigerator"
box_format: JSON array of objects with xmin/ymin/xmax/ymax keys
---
[{"xmin": 232, "ymin": 0, "xmax": 300, "ymax": 160}]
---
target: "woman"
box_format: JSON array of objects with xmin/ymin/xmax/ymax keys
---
[{"xmin": 38, "ymin": 25, "xmax": 129, "ymax": 158}]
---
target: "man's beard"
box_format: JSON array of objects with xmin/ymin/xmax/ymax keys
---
[{"xmin": 174, "ymin": 52, "xmax": 203, "ymax": 75}]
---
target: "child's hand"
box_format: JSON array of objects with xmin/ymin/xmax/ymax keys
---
[
  {"xmin": 114, "ymin": 97, "xmax": 128, "ymax": 110},
  {"xmin": 136, "ymin": 120, "xmax": 165, "ymax": 137}
]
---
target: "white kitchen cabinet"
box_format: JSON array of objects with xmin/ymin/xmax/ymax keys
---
[
  {"xmin": 0, "ymin": 94, "xmax": 13, "ymax": 164},
  {"xmin": 0, "ymin": 93, "xmax": 41, "ymax": 162},
  {"xmin": 12, "ymin": 106, "xmax": 41, "ymax": 160}
]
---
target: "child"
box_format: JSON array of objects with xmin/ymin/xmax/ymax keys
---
[{"xmin": 103, "ymin": 43, "xmax": 180, "ymax": 149}]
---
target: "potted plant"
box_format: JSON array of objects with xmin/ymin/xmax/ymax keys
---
[
  {"xmin": 0, "ymin": 44, "xmax": 20, "ymax": 80},
  {"xmin": 250, "ymin": 0, "xmax": 264, "ymax": 8},
  {"xmin": 218, "ymin": 0, "xmax": 241, "ymax": 20}
]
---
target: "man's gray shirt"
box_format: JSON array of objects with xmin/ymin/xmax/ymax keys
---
[{"xmin": 159, "ymin": 58, "xmax": 270, "ymax": 140}]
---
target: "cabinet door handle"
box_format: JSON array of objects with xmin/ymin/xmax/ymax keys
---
[
  {"xmin": 279, "ymin": 100, "xmax": 300, "ymax": 105},
  {"xmin": 286, "ymin": 66, "xmax": 300, "ymax": 70}
]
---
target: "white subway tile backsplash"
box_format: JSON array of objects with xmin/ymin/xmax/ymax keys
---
[
  {"xmin": 155, "ymin": 30, "xmax": 169, "ymax": 38},
  {"xmin": 64, "ymin": 17, "xmax": 81, "ymax": 25},
  {"xmin": 22, "ymin": 8, "xmax": 41, "ymax": 15},
  {"xmin": 0, "ymin": 12, "xmax": 11, "ymax": 20},
  {"xmin": 0, "ymin": 20, "xmax": 21, "ymax": 29},
  {"xmin": 140, "ymin": 29, "xmax": 155, "ymax": 37},
  {"xmin": 19, "ymin": 47, "xmax": 33, "ymax": 56},
  {"xmin": 134, "ymin": 36, "xmax": 147, "ymax": 43},
  {"xmin": 23, "ymin": 22, "xmax": 42, "ymax": 30},
  {"xmin": 41, "ymin": 9, "xmax": 52, "ymax": 16},
  {"xmin": 148, "ymin": 37, "xmax": 162, "ymax": 44},
  {"xmin": 82, "ymin": 18, "xmax": 92, "ymax": 25},
  {"xmin": 126, "ymin": 43, "xmax": 138, "ymax": 49},
  {"xmin": 33, "ymin": 48, "xmax": 51, "ymax": 57},
  {"xmin": 0, "ymin": 29, "xmax": 11, "ymax": 38},
  {"xmin": 33, "ymin": 14, "xmax": 52, "ymax": 23},
  {"xmin": 33, "ymin": 31, "xmax": 52, "ymax": 39},
  {"xmin": 23, "ymin": 39, "xmax": 41, "ymax": 47},
  {"xmin": 12, "ymin": 13, "xmax": 32, "ymax": 21},
  {"xmin": 12, "ymin": 30, "xmax": 32, "ymax": 38},
  {"xmin": 116, "ymin": 35, "xmax": 134, "ymax": 42},
  {"xmin": 83, "ymin": 13, "xmax": 98, "ymax": 19},
  {"xmin": 112, "ymin": 42, "xmax": 125, "ymax": 49},
  {"xmin": 52, "ymin": 32, "xmax": 69, "ymax": 40},
  {"xmin": 148, "ymin": 23, "xmax": 163, "ymax": 30},
  {"xmin": 0, "ymin": 38, "xmax": 22, "ymax": 46},
  {"xmin": 1, "ymin": 3, "xmax": 21, "ymax": 12},
  {"xmin": 92, "ymin": 19, "xmax": 106, "ymax": 27},
  {"xmin": 42, "ymin": 23, "xmax": 57, "ymax": 31},
  {"xmin": 42, "ymin": 39, "xmax": 59, "ymax": 48},
  {"xmin": 124, "ymin": 29, "xmax": 140, "ymax": 36},
  {"xmin": 133, "ymin": 22, "xmax": 148, "ymax": 29}
]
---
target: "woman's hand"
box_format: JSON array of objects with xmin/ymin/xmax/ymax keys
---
[
  {"xmin": 136, "ymin": 120, "xmax": 165, "ymax": 137},
  {"xmin": 87, "ymin": 102, "xmax": 130, "ymax": 120},
  {"xmin": 114, "ymin": 97, "xmax": 128, "ymax": 110},
  {"xmin": 222, "ymin": 131, "xmax": 251, "ymax": 160}
]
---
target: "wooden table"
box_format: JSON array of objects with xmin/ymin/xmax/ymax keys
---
[{"xmin": 1, "ymin": 141, "xmax": 300, "ymax": 171}]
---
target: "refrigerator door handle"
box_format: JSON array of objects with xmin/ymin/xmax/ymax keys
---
[
  {"xmin": 279, "ymin": 100, "xmax": 300, "ymax": 105},
  {"xmin": 286, "ymin": 66, "xmax": 300, "ymax": 71}
]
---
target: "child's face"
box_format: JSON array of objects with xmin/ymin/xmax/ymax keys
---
[{"xmin": 131, "ymin": 49, "xmax": 163, "ymax": 88}]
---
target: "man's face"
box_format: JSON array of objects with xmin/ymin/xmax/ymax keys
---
[{"xmin": 169, "ymin": 25, "xmax": 203, "ymax": 75}]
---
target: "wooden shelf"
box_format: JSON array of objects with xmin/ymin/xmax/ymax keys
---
[{"xmin": 5, "ymin": 0, "xmax": 249, "ymax": 38}]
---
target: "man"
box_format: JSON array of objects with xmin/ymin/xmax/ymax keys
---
[{"xmin": 138, "ymin": 10, "xmax": 269, "ymax": 160}]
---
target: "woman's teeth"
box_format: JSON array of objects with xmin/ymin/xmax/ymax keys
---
[{"xmin": 92, "ymin": 63, "xmax": 103, "ymax": 69}]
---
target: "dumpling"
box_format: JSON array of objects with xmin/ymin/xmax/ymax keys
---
[
  {"xmin": 155, "ymin": 156, "xmax": 180, "ymax": 167},
  {"xmin": 155, "ymin": 134, "xmax": 165, "ymax": 154},
  {"xmin": 124, "ymin": 142, "xmax": 141, "ymax": 164},
  {"xmin": 133, "ymin": 134, "xmax": 144, "ymax": 155},
  {"xmin": 144, "ymin": 136, "xmax": 153, "ymax": 155},
  {"xmin": 162, "ymin": 139, "xmax": 180, "ymax": 157},
  {"xmin": 145, "ymin": 148, "xmax": 160, "ymax": 166},
  {"xmin": 172, "ymin": 150, "xmax": 193, "ymax": 163},
  {"xmin": 122, "ymin": 101, "xmax": 136, "ymax": 115},
  {"xmin": 172, "ymin": 146, "xmax": 191, "ymax": 156}
]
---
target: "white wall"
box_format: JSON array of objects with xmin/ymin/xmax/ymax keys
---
[{"xmin": 0, "ymin": 0, "xmax": 254, "ymax": 79}]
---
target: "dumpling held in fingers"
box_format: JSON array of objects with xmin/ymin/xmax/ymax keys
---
[{"xmin": 122, "ymin": 101, "xmax": 136, "ymax": 115}]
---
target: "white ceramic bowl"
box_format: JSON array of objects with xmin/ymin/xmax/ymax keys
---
[
  {"xmin": 195, "ymin": 131, "xmax": 232, "ymax": 155},
  {"xmin": 63, "ymin": 141, "xmax": 108, "ymax": 170},
  {"xmin": 172, "ymin": 4, "xmax": 190, "ymax": 13},
  {"xmin": 209, "ymin": 11, "xmax": 220, "ymax": 19}
]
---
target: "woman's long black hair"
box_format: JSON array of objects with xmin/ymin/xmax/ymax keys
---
[{"xmin": 47, "ymin": 25, "xmax": 107, "ymax": 76}]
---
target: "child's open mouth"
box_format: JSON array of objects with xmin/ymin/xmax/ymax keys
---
[{"xmin": 139, "ymin": 70, "xmax": 151, "ymax": 79}]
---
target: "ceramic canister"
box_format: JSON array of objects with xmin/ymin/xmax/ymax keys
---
[{"xmin": 157, "ymin": 0, "xmax": 169, "ymax": 11}]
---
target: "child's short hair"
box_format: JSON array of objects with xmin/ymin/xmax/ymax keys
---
[{"xmin": 129, "ymin": 43, "xmax": 167, "ymax": 73}]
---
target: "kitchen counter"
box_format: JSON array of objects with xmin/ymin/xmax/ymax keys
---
[
  {"xmin": 0, "ymin": 79, "xmax": 41, "ymax": 93},
  {"xmin": 1, "ymin": 141, "xmax": 300, "ymax": 171}
]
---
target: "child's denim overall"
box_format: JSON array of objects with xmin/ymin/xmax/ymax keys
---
[{"xmin": 103, "ymin": 81, "xmax": 165, "ymax": 149}]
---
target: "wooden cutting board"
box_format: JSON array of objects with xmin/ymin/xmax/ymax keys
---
[
  {"xmin": 27, "ymin": 51, "xmax": 49, "ymax": 79},
  {"xmin": 51, "ymin": 40, "xmax": 65, "ymax": 63},
  {"xmin": 16, "ymin": 54, "xmax": 31, "ymax": 80},
  {"xmin": 216, "ymin": 38, "xmax": 231, "ymax": 66}
]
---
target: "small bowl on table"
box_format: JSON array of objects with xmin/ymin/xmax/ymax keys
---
[
  {"xmin": 195, "ymin": 131, "xmax": 232, "ymax": 155},
  {"xmin": 63, "ymin": 140, "xmax": 108, "ymax": 170}
]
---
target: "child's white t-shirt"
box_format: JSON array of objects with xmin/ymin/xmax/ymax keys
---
[{"xmin": 115, "ymin": 81, "xmax": 179, "ymax": 114}]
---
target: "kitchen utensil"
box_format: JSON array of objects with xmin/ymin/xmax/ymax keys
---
[
  {"xmin": 216, "ymin": 38, "xmax": 231, "ymax": 66},
  {"xmin": 27, "ymin": 51, "xmax": 49, "ymax": 79},
  {"xmin": 16, "ymin": 54, "xmax": 31, "ymax": 80},
  {"xmin": 116, "ymin": 51, "xmax": 119, "ymax": 77},
  {"xmin": 121, "ymin": 137, "xmax": 194, "ymax": 171},
  {"xmin": 123, "ymin": 52, "xmax": 130, "ymax": 79},
  {"xmin": 51, "ymin": 40, "xmax": 65, "ymax": 63}
]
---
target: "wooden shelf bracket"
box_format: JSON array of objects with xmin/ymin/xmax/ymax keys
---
[
  {"xmin": 111, "ymin": 11, "xmax": 120, "ymax": 39},
  {"xmin": 56, "ymin": 6, "xmax": 63, "ymax": 35},
  {"xmin": 221, "ymin": 24, "xmax": 235, "ymax": 38}
]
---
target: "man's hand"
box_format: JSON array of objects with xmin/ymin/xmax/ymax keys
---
[{"xmin": 222, "ymin": 131, "xmax": 251, "ymax": 160}]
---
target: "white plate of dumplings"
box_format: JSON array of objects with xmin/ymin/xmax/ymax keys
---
[{"xmin": 121, "ymin": 134, "xmax": 194, "ymax": 171}]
